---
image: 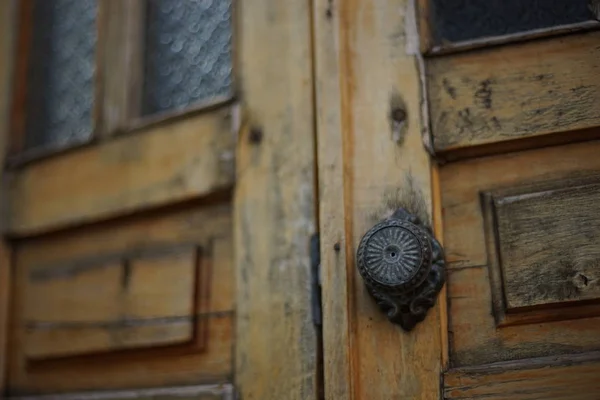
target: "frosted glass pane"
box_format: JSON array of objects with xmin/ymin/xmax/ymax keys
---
[
  {"xmin": 25, "ymin": 0, "xmax": 97, "ymax": 149},
  {"xmin": 143, "ymin": 0, "xmax": 233, "ymax": 115},
  {"xmin": 429, "ymin": 0, "xmax": 593, "ymax": 44}
]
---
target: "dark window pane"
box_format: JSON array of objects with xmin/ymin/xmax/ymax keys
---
[
  {"xmin": 143, "ymin": 0, "xmax": 233, "ymax": 116},
  {"xmin": 25, "ymin": 0, "xmax": 97, "ymax": 150},
  {"xmin": 430, "ymin": 0, "xmax": 594, "ymax": 44}
]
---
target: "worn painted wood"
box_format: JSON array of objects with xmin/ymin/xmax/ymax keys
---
[
  {"xmin": 5, "ymin": 108, "xmax": 235, "ymax": 237},
  {"xmin": 490, "ymin": 179, "xmax": 600, "ymax": 310},
  {"xmin": 440, "ymin": 140, "xmax": 600, "ymax": 368},
  {"xmin": 314, "ymin": 0, "xmax": 442, "ymax": 398},
  {"xmin": 24, "ymin": 246, "xmax": 199, "ymax": 359},
  {"xmin": 8, "ymin": 204, "xmax": 234, "ymax": 394},
  {"xmin": 234, "ymin": 1, "xmax": 318, "ymax": 399},
  {"xmin": 448, "ymin": 265, "xmax": 600, "ymax": 367},
  {"xmin": 100, "ymin": 0, "xmax": 145, "ymax": 136},
  {"xmin": 0, "ymin": 0, "xmax": 17, "ymax": 394},
  {"xmin": 481, "ymin": 186, "xmax": 600, "ymax": 328},
  {"xmin": 444, "ymin": 352, "xmax": 600, "ymax": 399},
  {"xmin": 440, "ymin": 141, "xmax": 600, "ymax": 271},
  {"xmin": 428, "ymin": 31, "xmax": 600, "ymax": 153}
]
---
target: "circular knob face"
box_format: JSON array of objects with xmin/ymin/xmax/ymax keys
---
[{"xmin": 357, "ymin": 218, "xmax": 432, "ymax": 294}]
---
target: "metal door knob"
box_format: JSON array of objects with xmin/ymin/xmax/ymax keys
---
[{"xmin": 356, "ymin": 208, "xmax": 445, "ymax": 331}]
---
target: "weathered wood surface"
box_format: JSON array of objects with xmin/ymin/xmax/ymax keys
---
[
  {"xmin": 428, "ymin": 31, "xmax": 600, "ymax": 153},
  {"xmin": 440, "ymin": 141, "xmax": 600, "ymax": 271},
  {"xmin": 491, "ymin": 180, "xmax": 600, "ymax": 310},
  {"xmin": 5, "ymin": 108, "xmax": 235, "ymax": 237},
  {"xmin": 24, "ymin": 245, "xmax": 199, "ymax": 359},
  {"xmin": 448, "ymin": 265, "xmax": 600, "ymax": 366},
  {"xmin": 234, "ymin": 1, "xmax": 319, "ymax": 399},
  {"xmin": 445, "ymin": 352, "xmax": 600, "ymax": 400},
  {"xmin": 9, "ymin": 204, "xmax": 234, "ymax": 394},
  {"xmin": 100, "ymin": 0, "xmax": 145, "ymax": 136},
  {"xmin": 314, "ymin": 0, "xmax": 442, "ymax": 398},
  {"xmin": 441, "ymin": 140, "xmax": 600, "ymax": 367}
]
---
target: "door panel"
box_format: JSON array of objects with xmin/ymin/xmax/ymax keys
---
[
  {"xmin": 317, "ymin": 0, "xmax": 600, "ymax": 399},
  {"xmin": 234, "ymin": 1, "xmax": 320, "ymax": 399},
  {"xmin": 441, "ymin": 141, "xmax": 600, "ymax": 369},
  {"xmin": 444, "ymin": 352, "xmax": 600, "ymax": 400},
  {"xmin": 24, "ymin": 244, "xmax": 199, "ymax": 359},
  {"xmin": 9, "ymin": 204, "xmax": 233, "ymax": 393},
  {"xmin": 2, "ymin": 0, "xmax": 320, "ymax": 399},
  {"xmin": 427, "ymin": 31, "xmax": 600, "ymax": 154},
  {"xmin": 5, "ymin": 108, "xmax": 235, "ymax": 236},
  {"xmin": 314, "ymin": 0, "xmax": 442, "ymax": 398}
]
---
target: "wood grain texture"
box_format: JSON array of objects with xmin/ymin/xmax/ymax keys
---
[
  {"xmin": 428, "ymin": 31, "xmax": 600, "ymax": 153},
  {"xmin": 100, "ymin": 0, "xmax": 145, "ymax": 136},
  {"xmin": 24, "ymin": 246, "xmax": 199, "ymax": 359},
  {"xmin": 313, "ymin": 0, "xmax": 441, "ymax": 398},
  {"xmin": 491, "ymin": 180, "xmax": 600, "ymax": 311},
  {"xmin": 0, "ymin": 0, "xmax": 17, "ymax": 393},
  {"xmin": 5, "ymin": 108, "xmax": 235, "ymax": 237},
  {"xmin": 440, "ymin": 140, "xmax": 600, "ymax": 367},
  {"xmin": 445, "ymin": 352, "xmax": 600, "ymax": 400},
  {"xmin": 8, "ymin": 204, "xmax": 234, "ymax": 394},
  {"xmin": 441, "ymin": 141, "xmax": 600, "ymax": 271},
  {"xmin": 481, "ymin": 188, "xmax": 600, "ymax": 328},
  {"xmin": 234, "ymin": 1, "xmax": 318, "ymax": 399},
  {"xmin": 448, "ymin": 265, "xmax": 600, "ymax": 367}
]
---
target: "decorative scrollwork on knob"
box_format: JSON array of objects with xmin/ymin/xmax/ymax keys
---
[{"xmin": 356, "ymin": 208, "xmax": 445, "ymax": 331}]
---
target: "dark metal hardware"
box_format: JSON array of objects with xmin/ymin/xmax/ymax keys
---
[
  {"xmin": 356, "ymin": 208, "xmax": 445, "ymax": 331},
  {"xmin": 310, "ymin": 233, "xmax": 322, "ymax": 326}
]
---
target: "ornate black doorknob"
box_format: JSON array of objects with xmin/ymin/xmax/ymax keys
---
[{"xmin": 356, "ymin": 208, "xmax": 445, "ymax": 331}]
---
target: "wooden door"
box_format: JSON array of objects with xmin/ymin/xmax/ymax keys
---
[
  {"xmin": 315, "ymin": 1, "xmax": 600, "ymax": 399},
  {"xmin": 0, "ymin": 1, "xmax": 319, "ymax": 399}
]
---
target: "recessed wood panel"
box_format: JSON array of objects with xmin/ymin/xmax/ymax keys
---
[
  {"xmin": 440, "ymin": 140, "xmax": 600, "ymax": 367},
  {"xmin": 9, "ymin": 204, "xmax": 234, "ymax": 394},
  {"xmin": 427, "ymin": 31, "xmax": 600, "ymax": 153},
  {"xmin": 24, "ymin": 245, "xmax": 199, "ymax": 359},
  {"xmin": 488, "ymin": 180, "xmax": 600, "ymax": 311}
]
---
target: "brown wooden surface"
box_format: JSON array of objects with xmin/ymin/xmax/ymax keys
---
[
  {"xmin": 100, "ymin": 0, "xmax": 145, "ymax": 136},
  {"xmin": 5, "ymin": 108, "xmax": 235, "ymax": 237},
  {"xmin": 0, "ymin": 0, "xmax": 18, "ymax": 393},
  {"xmin": 314, "ymin": 0, "xmax": 442, "ymax": 398},
  {"xmin": 427, "ymin": 31, "xmax": 600, "ymax": 153},
  {"xmin": 8, "ymin": 204, "xmax": 234, "ymax": 394},
  {"xmin": 441, "ymin": 142, "xmax": 600, "ymax": 271},
  {"xmin": 444, "ymin": 352, "xmax": 600, "ymax": 400},
  {"xmin": 441, "ymin": 140, "xmax": 600, "ymax": 368},
  {"xmin": 24, "ymin": 245, "xmax": 199, "ymax": 359},
  {"xmin": 481, "ymin": 188, "xmax": 600, "ymax": 328},
  {"xmin": 490, "ymin": 179, "xmax": 600, "ymax": 311},
  {"xmin": 234, "ymin": 1, "xmax": 318, "ymax": 399}
]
